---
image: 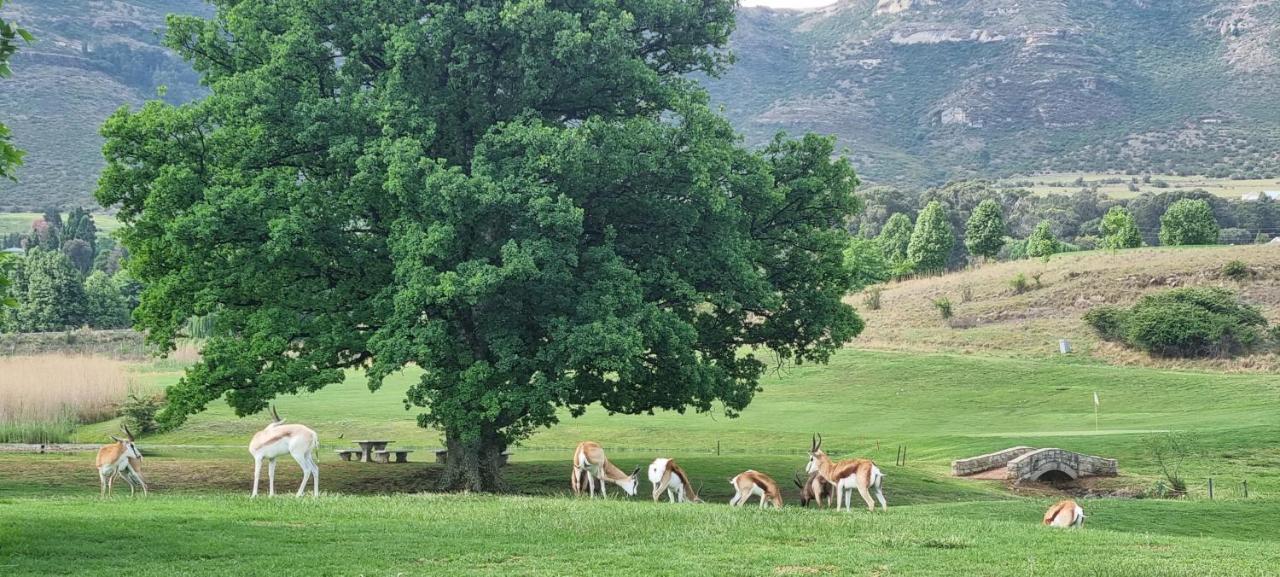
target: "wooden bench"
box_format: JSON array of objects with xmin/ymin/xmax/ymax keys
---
[
  {"xmin": 335, "ymin": 450, "xmax": 361, "ymax": 462},
  {"xmin": 372, "ymin": 449, "xmax": 413, "ymax": 464}
]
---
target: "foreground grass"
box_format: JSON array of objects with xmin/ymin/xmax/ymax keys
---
[{"xmin": 1, "ymin": 494, "xmax": 1277, "ymax": 576}]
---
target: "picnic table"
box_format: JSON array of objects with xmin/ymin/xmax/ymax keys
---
[{"xmin": 351, "ymin": 440, "xmax": 391, "ymax": 463}]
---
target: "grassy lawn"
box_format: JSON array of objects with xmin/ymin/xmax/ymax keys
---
[
  {"xmin": 1, "ymin": 495, "xmax": 1277, "ymax": 576},
  {"xmin": 1002, "ymin": 172, "xmax": 1280, "ymax": 199},
  {"xmin": 0, "ymin": 211, "xmax": 122, "ymax": 236}
]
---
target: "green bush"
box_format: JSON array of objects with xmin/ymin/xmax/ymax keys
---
[
  {"xmin": 1083, "ymin": 306, "xmax": 1129, "ymax": 342},
  {"xmin": 1221, "ymin": 260, "xmax": 1252, "ymax": 281},
  {"xmin": 1009, "ymin": 273, "xmax": 1029, "ymax": 294},
  {"xmin": 863, "ymin": 286, "xmax": 882, "ymax": 311},
  {"xmin": 1087, "ymin": 287, "xmax": 1267, "ymax": 357},
  {"xmin": 118, "ymin": 393, "xmax": 163, "ymax": 435},
  {"xmin": 932, "ymin": 296, "xmax": 953, "ymax": 320}
]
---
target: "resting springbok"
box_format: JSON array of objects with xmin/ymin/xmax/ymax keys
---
[
  {"xmin": 249, "ymin": 405, "xmax": 319, "ymax": 497},
  {"xmin": 571, "ymin": 441, "xmax": 641, "ymax": 498},
  {"xmin": 793, "ymin": 470, "xmax": 835, "ymax": 508},
  {"xmin": 95, "ymin": 424, "xmax": 144, "ymax": 497},
  {"xmin": 648, "ymin": 458, "xmax": 702, "ymax": 503},
  {"xmin": 1043, "ymin": 499, "xmax": 1085, "ymax": 528},
  {"xmin": 805, "ymin": 433, "xmax": 887, "ymax": 512},
  {"xmin": 729, "ymin": 470, "xmax": 782, "ymax": 509}
]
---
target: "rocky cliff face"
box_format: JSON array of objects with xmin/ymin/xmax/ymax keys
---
[{"xmin": 706, "ymin": 0, "xmax": 1280, "ymax": 184}]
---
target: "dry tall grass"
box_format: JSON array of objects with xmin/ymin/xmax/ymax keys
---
[
  {"xmin": 0, "ymin": 356, "xmax": 134, "ymax": 442},
  {"xmin": 853, "ymin": 245, "xmax": 1280, "ymax": 372}
]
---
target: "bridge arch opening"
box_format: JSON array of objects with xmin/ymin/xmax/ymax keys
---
[{"xmin": 1036, "ymin": 469, "xmax": 1075, "ymax": 484}]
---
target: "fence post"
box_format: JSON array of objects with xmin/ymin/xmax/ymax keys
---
[
  {"xmin": 716, "ymin": 441, "xmax": 720, "ymax": 456},
  {"xmin": 1243, "ymin": 480, "xmax": 1248, "ymax": 499},
  {"xmin": 901, "ymin": 446, "xmax": 907, "ymax": 466},
  {"xmin": 1208, "ymin": 478, "xmax": 1214, "ymax": 500}
]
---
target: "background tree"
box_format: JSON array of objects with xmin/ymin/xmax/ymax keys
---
[
  {"xmin": 98, "ymin": 0, "xmax": 863, "ymax": 491},
  {"xmin": 1099, "ymin": 206, "xmax": 1142, "ymax": 249},
  {"xmin": 844, "ymin": 237, "xmax": 889, "ymax": 292},
  {"xmin": 61, "ymin": 238, "xmax": 93, "ymax": 275},
  {"xmin": 4, "ymin": 249, "xmax": 87, "ymax": 332},
  {"xmin": 964, "ymin": 198, "xmax": 1006, "ymax": 260},
  {"xmin": 84, "ymin": 270, "xmax": 130, "ymax": 329},
  {"xmin": 1131, "ymin": 191, "xmax": 1232, "ymax": 246},
  {"xmin": 0, "ymin": 0, "xmax": 33, "ymax": 180},
  {"xmin": 1025, "ymin": 220, "xmax": 1061, "ymax": 258},
  {"xmin": 877, "ymin": 213, "xmax": 913, "ymax": 267},
  {"xmin": 1160, "ymin": 199, "xmax": 1220, "ymax": 246},
  {"xmin": 907, "ymin": 201, "xmax": 954, "ymax": 273}
]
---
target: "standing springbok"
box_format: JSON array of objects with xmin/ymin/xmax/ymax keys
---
[
  {"xmin": 805, "ymin": 434, "xmax": 887, "ymax": 512},
  {"xmin": 249, "ymin": 405, "xmax": 319, "ymax": 497},
  {"xmin": 1043, "ymin": 499, "xmax": 1085, "ymax": 528},
  {"xmin": 729, "ymin": 470, "xmax": 782, "ymax": 509},
  {"xmin": 571, "ymin": 441, "xmax": 641, "ymax": 498},
  {"xmin": 94, "ymin": 424, "xmax": 144, "ymax": 497},
  {"xmin": 793, "ymin": 469, "xmax": 835, "ymax": 508},
  {"xmin": 648, "ymin": 458, "xmax": 702, "ymax": 503}
]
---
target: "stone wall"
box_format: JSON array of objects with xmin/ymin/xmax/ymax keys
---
[
  {"xmin": 950, "ymin": 446, "xmax": 1035, "ymax": 476},
  {"xmin": 1005, "ymin": 447, "xmax": 1118, "ymax": 480}
]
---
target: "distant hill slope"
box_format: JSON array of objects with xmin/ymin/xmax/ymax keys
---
[
  {"xmin": 855, "ymin": 244, "xmax": 1280, "ymax": 371},
  {"xmin": 705, "ymin": 0, "xmax": 1280, "ymax": 185},
  {"xmin": 2, "ymin": 0, "xmax": 1280, "ymax": 209},
  {"xmin": 0, "ymin": 0, "xmax": 209, "ymax": 211}
]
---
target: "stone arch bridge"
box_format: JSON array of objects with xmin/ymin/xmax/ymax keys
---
[{"xmin": 951, "ymin": 446, "xmax": 1118, "ymax": 483}]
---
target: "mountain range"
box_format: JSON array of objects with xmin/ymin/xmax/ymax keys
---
[{"xmin": 2, "ymin": 0, "xmax": 1279, "ymax": 210}]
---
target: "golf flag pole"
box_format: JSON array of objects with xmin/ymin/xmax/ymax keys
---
[{"xmin": 1093, "ymin": 392, "xmax": 1100, "ymax": 431}]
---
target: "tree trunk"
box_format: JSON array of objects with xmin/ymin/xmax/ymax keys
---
[{"xmin": 439, "ymin": 428, "xmax": 507, "ymax": 492}]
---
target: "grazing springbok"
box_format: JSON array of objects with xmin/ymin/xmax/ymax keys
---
[
  {"xmin": 1043, "ymin": 499, "xmax": 1085, "ymax": 528},
  {"xmin": 648, "ymin": 458, "xmax": 702, "ymax": 503},
  {"xmin": 95, "ymin": 424, "xmax": 144, "ymax": 497},
  {"xmin": 805, "ymin": 434, "xmax": 887, "ymax": 512},
  {"xmin": 571, "ymin": 441, "xmax": 641, "ymax": 498},
  {"xmin": 729, "ymin": 470, "xmax": 782, "ymax": 509},
  {"xmin": 249, "ymin": 405, "xmax": 319, "ymax": 497},
  {"xmin": 793, "ymin": 469, "xmax": 835, "ymax": 508}
]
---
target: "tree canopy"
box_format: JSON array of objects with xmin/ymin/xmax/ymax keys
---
[
  {"xmin": 1099, "ymin": 206, "xmax": 1142, "ymax": 249},
  {"xmin": 1159, "ymin": 199, "xmax": 1220, "ymax": 246},
  {"xmin": 97, "ymin": 0, "xmax": 864, "ymax": 490},
  {"xmin": 1025, "ymin": 220, "xmax": 1061, "ymax": 258},
  {"xmin": 906, "ymin": 201, "xmax": 953, "ymax": 273},
  {"xmin": 964, "ymin": 199, "xmax": 1006, "ymax": 260}
]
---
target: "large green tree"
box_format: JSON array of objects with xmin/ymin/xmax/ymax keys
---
[
  {"xmin": 964, "ymin": 199, "xmax": 1005, "ymax": 260},
  {"xmin": 1159, "ymin": 199, "xmax": 1220, "ymax": 246},
  {"xmin": 1025, "ymin": 220, "xmax": 1061, "ymax": 258},
  {"xmin": 877, "ymin": 213, "xmax": 913, "ymax": 267},
  {"xmin": 907, "ymin": 201, "xmax": 954, "ymax": 273},
  {"xmin": 98, "ymin": 0, "xmax": 864, "ymax": 491},
  {"xmin": 1099, "ymin": 206, "xmax": 1142, "ymax": 249},
  {"xmin": 2, "ymin": 249, "xmax": 87, "ymax": 332},
  {"xmin": 0, "ymin": 1, "xmax": 33, "ymax": 302}
]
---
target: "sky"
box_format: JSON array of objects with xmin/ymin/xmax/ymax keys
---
[{"xmin": 739, "ymin": 0, "xmax": 840, "ymax": 9}]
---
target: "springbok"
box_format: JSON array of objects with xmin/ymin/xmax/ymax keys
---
[
  {"xmin": 1043, "ymin": 499, "xmax": 1085, "ymax": 528},
  {"xmin": 94, "ymin": 424, "xmax": 143, "ymax": 497},
  {"xmin": 793, "ymin": 469, "xmax": 835, "ymax": 508},
  {"xmin": 249, "ymin": 405, "xmax": 319, "ymax": 497},
  {"xmin": 805, "ymin": 434, "xmax": 887, "ymax": 512},
  {"xmin": 648, "ymin": 458, "xmax": 701, "ymax": 503},
  {"xmin": 729, "ymin": 470, "xmax": 782, "ymax": 509},
  {"xmin": 571, "ymin": 441, "xmax": 641, "ymax": 498}
]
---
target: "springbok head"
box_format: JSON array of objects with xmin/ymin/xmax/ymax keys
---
[
  {"xmin": 619, "ymin": 465, "xmax": 642, "ymax": 496},
  {"xmin": 110, "ymin": 424, "xmax": 142, "ymax": 460},
  {"xmin": 806, "ymin": 433, "xmax": 826, "ymax": 473}
]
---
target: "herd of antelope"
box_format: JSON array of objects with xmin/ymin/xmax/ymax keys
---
[
  {"xmin": 94, "ymin": 413, "xmax": 1083, "ymax": 528},
  {"xmin": 570, "ymin": 434, "xmax": 1085, "ymax": 527}
]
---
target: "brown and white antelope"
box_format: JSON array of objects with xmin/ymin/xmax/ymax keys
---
[
  {"xmin": 249, "ymin": 405, "xmax": 319, "ymax": 497},
  {"xmin": 805, "ymin": 434, "xmax": 887, "ymax": 512},
  {"xmin": 571, "ymin": 441, "xmax": 641, "ymax": 498},
  {"xmin": 729, "ymin": 469, "xmax": 782, "ymax": 509},
  {"xmin": 793, "ymin": 469, "xmax": 835, "ymax": 508},
  {"xmin": 648, "ymin": 458, "xmax": 702, "ymax": 503},
  {"xmin": 1043, "ymin": 499, "xmax": 1085, "ymax": 528},
  {"xmin": 94, "ymin": 424, "xmax": 144, "ymax": 497}
]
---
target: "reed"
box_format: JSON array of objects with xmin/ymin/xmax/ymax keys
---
[{"xmin": 0, "ymin": 355, "xmax": 133, "ymax": 443}]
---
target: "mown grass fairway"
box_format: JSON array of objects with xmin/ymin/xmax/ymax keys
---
[{"xmin": 3, "ymin": 495, "xmax": 1279, "ymax": 576}]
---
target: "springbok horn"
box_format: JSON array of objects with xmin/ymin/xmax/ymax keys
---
[
  {"xmin": 110, "ymin": 435, "xmax": 123, "ymax": 443},
  {"xmin": 811, "ymin": 433, "xmax": 817, "ymax": 452},
  {"xmin": 816, "ymin": 432, "xmax": 823, "ymax": 450},
  {"xmin": 270, "ymin": 404, "xmax": 281, "ymax": 423},
  {"xmin": 631, "ymin": 465, "xmax": 642, "ymax": 477},
  {"xmin": 793, "ymin": 470, "xmax": 806, "ymax": 489},
  {"xmin": 122, "ymin": 423, "xmax": 134, "ymax": 441}
]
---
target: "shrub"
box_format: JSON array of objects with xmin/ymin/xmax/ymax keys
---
[
  {"xmin": 863, "ymin": 286, "xmax": 882, "ymax": 311},
  {"xmin": 960, "ymin": 283, "xmax": 973, "ymax": 303},
  {"xmin": 1089, "ymin": 287, "xmax": 1268, "ymax": 357},
  {"xmin": 1255, "ymin": 233, "xmax": 1271, "ymax": 244},
  {"xmin": 1031, "ymin": 272, "xmax": 1044, "ymax": 288},
  {"xmin": 118, "ymin": 392, "xmax": 162, "ymax": 435},
  {"xmin": 1009, "ymin": 273, "xmax": 1029, "ymax": 294},
  {"xmin": 1083, "ymin": 306, "xmax": 1128, "ymax": 342},
  {"xmin": 1221, "ymin": 260, "xmax": 1252, "ymax": 281},
  {"xmin": 932, "ymin": 296, "xmax": 953, "ymax": 320}
]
